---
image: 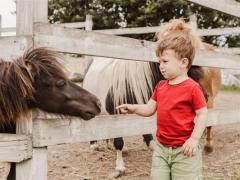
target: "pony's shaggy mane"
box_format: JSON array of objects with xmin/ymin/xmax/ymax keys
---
[{"xmin": 0, "ymin": 47, "xmax": 66, "ymax": 128}]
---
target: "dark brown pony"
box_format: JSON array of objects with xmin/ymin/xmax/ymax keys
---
[
  {"xmin": 83, "ymin": 43, "xmax": 221, "ymax": 177},
  {"xmin": 0, "ymin": 48, "xmax": 101, "ymax": 179}
]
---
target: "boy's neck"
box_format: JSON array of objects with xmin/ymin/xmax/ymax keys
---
[{"xmin": 168, "ymin": 73, "xmax": 189, "ymax": 85}]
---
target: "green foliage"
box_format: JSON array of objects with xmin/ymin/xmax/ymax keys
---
[
  {"xmin": 48, "ymin": 0, "xmax": 240, "ymax": 45},
  {"xmin": 221, "ymin": 85, "xmax": 240, "ymax": 92}
]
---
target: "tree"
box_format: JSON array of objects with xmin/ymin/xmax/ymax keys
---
[{"xmin": 48, "ymin": 0, "xmax": 240, "ymax": 47}]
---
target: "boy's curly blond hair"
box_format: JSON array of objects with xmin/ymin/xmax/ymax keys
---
[{"xmin": 156, "ymin": 19, "xmax": 201, "ymax": 69}]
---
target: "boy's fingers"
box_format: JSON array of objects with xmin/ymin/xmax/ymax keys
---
[
  {"xmin": 121, "ymin": 109, "xmax": 128, "ymax": 113},
  {"xmin": 181, "ymin": 145, "xmax": 186, "ymax": 154},
  {"xmin": 183, "ymin": 146, "xmax": 191, "ymax": 156},
  {"xmin": 188, "ymin": 147, "xmax": 194, "ymax": 156},
  {"xmin": 184, "ymin": 147, "xmax": 190, "ymax": 155},
  {"xmin": 116, "ymin": 105, "xmax": 124, "ymax": 109}
]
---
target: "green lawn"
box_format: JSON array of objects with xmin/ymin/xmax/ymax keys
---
[{"xmin": 220, "ymin": 85, "xmax": 240, "ymax": 92}]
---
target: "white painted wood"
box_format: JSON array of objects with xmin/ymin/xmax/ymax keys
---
[
  {"xmin": 16, "ymin": 0, "xmax": 48, "ymax": 179},
  {"xmin": 16, "ymin": 0, "xmax": 33, "ymax": 35},
  {"xmin": 32, "ymin": 113, "xmax": 155, "ymax": 147},
  {"xmin": 16, "ymin": 113, "xmax": 34, "ymax": 180},
  {"xmin": 0, "ymin": 27, "xmax": 16, "ymax": 33},
  {"xmin": 194, "ymin": 49, "xmax": 240, "ymax": 69},
  {"xmin": 59, "ymin": 22, "xmax": 86, "ymax": 28},
  {"xmin": 2, "ymin": 26, "xmax": 240, "ymax": 37},
  {"xmin": 85, "ymin": 14, "xmax": 93, "ymax": 31},
  {"xmin": 0, "ymin": 36, "xmax": 33, "ymax": 60},
  {"xmin": 0, "ymin": 15, "xmax": 2, "ymax": 36},
  {"xmin": 197, "ymin": 27, "xmax": 240, "ymax": 36},
  {"xmin": 94, "ymin": 25, "xmax": 240, "ymax": 36},
  {"xmin": 94, "ymin": 25, "xmax": 162, "ymax": 35},
  {"xmin": 33, "ymin": 0, "xmax": 48, "ymax": 23},
  {"xmin": 33, "ymin": 23, "xmax": 240, "ymax": 69},
  {"xmin": 32, "ymin": 109, "xmax": 240, "ymax": 147},
  {"xmin": 33, "ymin": 23, "xmax": 156, "ymax": 62},
  {"xmin": 189, "ymin": 14, "xmax": 197, "ymax": 30},
  {"xmin": 186, "ymin": 0, "xmax": 240, "ymax": 17},
  {"xmin": 0, "ymin": 134, "xmax": 32, "ymax": 162},
  {"xmin": 217, "ymin": 48, "xmax": 240, "ymax": 55},
  {"xmin": 16, "ymin": 148, "xmax": 47, "ymax": 180}
]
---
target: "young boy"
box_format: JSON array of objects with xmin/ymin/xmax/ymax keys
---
[{"xmin": 116, "ymin": 19, "xmax": 207, "ymax": 180}]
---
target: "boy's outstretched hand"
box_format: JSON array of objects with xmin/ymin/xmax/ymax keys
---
[
  {"xmin": 116, "ymin": 104, "xmax": 135, "ymax": 114},
  {"xmin": 181, "ymin": 137, "xmax": 199, "ymax": 157}
]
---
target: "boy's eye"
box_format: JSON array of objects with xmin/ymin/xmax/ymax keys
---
[{"xmin": 163, "ymin": 60, "xmax": 168, "ymax": 63}]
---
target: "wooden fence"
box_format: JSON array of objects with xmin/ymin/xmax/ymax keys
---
[{"xmin": 0, "ymin": 0, "xmax": 240, "ymax": 179}]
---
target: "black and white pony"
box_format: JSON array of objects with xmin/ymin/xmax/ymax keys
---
[{"xmin": 83, "ymin": 44, "xmax": 221, "ymax": 176}]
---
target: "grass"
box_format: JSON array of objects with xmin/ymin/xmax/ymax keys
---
[{"xmin": 220, "ymin": 85, "xmax": 240, "ymax": 92}]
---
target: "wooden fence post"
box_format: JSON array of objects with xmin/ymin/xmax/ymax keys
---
[
  {"xmin": 189, "ymin": 14, "xmax": 197, "ymax": 30},
  {"xmin": 16, "ymin": 0, "xmax": 48, "ymax": 180},
  {"xmin": 85, "ymin": 14, "xmax": 93, "ymax": 31},
  {"xmin": 0, "ymin": 15, "xmax": 2, "ymax": 36},
  {"xmin": 83, "ymin": 14, "xmax": 94, "ymax": 77}
]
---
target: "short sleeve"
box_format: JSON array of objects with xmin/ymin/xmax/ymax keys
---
[
  {"xmin": 192, "ymin": 85, "xmax": 207, "ymax": 110},
  {"xmin": 151, "ymin": 82, "xmax": 161, "ymax": 101}
]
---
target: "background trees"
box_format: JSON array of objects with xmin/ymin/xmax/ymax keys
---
[{"xmin": 48, "ymin": 0, "xmax": 240, "ymax": 47}]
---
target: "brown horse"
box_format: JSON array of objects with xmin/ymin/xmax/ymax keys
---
[
  {"xmin": 83, "ymin": 42, "xmax": 221, "ymax": 177},
  {"xmin": 0, "ymin": 48, "xmax": 101, "ymax": 180},
  {"xmin": 198, "ymin": 43, "xmax": 221, "ymax": 153}
]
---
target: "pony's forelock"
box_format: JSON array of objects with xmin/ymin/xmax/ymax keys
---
[{"xmin": 0, "ymin": 48, "xmax": 67, "ymax": 128}]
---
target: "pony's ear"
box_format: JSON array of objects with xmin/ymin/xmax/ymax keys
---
[{"xmin": 25, "ymin": 60, "xmax": 35, "ymax": 82}]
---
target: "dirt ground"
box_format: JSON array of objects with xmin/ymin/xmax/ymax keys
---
[{"xmin": 48, "ymin": 91, "xmax": 240, "ymax": 180}]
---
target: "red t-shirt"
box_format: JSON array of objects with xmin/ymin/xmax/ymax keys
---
[{"xmin": 151, "ymin": 78, "xmax": 207, "ymax": 147}]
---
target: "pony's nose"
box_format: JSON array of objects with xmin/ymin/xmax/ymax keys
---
[{"xmin": 96, "ymin": 100, "xmax": 101, "ymax": 109}]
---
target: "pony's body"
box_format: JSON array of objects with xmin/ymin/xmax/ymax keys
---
[
  {"xmin": 83, "ymin": 44, "xmax": 221, "ymax": 176},
  {"xmin": 0, "ymin": 48, "xmax": 101, "ymax": 180}
]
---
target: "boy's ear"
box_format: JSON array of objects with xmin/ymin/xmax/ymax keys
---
[{"xmin": 181, "ymin": 58, "xmax": 189, "ymax": 68}]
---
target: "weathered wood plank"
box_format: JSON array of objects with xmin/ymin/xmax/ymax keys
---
[
  {"xmin": 0, "ymin": 27, "xmax": 16, "ymax": 33},
  {"xmin": 33, "ymin": 23, "xmax": 240, "ymax": 69},
  {"xmin": 0, "ymin": 36, "xmax": 32, "ymax": 60},
  {"xmin": 32, "ymin": 109, "xmax": 240, "ymax": 147},
  {"xmin": 16, "ymin": 0, "xmax": 33, "ymax": 35},
  {"xmin": 198, "ymin": 27, "xmax": 240, "ymax": 37},
  {"xmin": 16, "ymin": 0, "xmax": 48, "ymax": 179},
  {"xmin": 186, "ymin": 0, "xmax": 240, "ymax": 17},
  {"xmin": 16, "ymin": 148, "xmax": 47, "ymax": 180},
  {"xmin": 58, "ymin": 22, "xmax": 86, "ymax": 28},
  {"xmin": 218, "ymin": 48, "xmax": 240, "ymax": 55},
  {"xmin": 0, "ymin": 134, "xmax": 32, "ymax": 162},
  {"xmin": 95, "ymin": 26, "xmax": 240, "ymax": 37}
]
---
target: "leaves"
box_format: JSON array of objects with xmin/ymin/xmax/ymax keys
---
[{"xmin": 48, "ymin": 0, "xmax": 240, "ymax": 46}]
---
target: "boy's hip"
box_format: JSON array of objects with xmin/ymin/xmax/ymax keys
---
[{"xmin": 153, "ymin": 140, "xmax": 202, "ymax": 163}]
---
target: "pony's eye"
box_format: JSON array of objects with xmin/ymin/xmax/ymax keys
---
[{"xmin": 56, "ymin": 80, "xmax": 66, "ymax": 88}]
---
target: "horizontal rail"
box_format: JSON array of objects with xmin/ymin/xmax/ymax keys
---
[
  {"xmin": 0, "ymin": 36, "xmax": 33, "ymax": 60},
  {"xmin": 33, "ymin": 23, "xmax": 240, "ymax": 69},
  {"xmin": 95, "ymin": 26, "xmax": 240, "ymax": 36},
  {"xmin": 0, "ymin": 27, "xmax": 16, "ymax": 33},
  {"xmin": 0, "ymin": 134, "xmax": 32, "ymax": 162},
  {"xmin": 186, "ymin": 0, "xmax": 240, "ymax": 17},
  {"xmin": 58, "ymin": 22, "xmax": 86, "ymax": 28},
  {"xmin": 32, "ymin": 108, "xmax": 240, "ymax": 147}
]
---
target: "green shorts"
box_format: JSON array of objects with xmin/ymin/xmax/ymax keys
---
[{"xmin": 150, "ymin": 140, "xmax": 202, "ymax": 180}]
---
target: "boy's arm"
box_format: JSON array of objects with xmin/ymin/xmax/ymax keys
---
[
  {"xmin": 191, "ymin": 106, "xmax": 208, "ymax": 140},
  {"xmin": 182, "ymin": 106, "xmax": 208, "ymax": 156},
  {"xmin": 116, "ymin": 99, "xmax": 157, "ymax": 117}
]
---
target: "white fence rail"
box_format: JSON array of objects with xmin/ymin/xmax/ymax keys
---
[
  {"xmin": 32, "ymin": 109, "xmax": 240, "ymax": 147},
  {"xmin": 33, "ymin": 23, "xmax": 240, "ymax": 69}
]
